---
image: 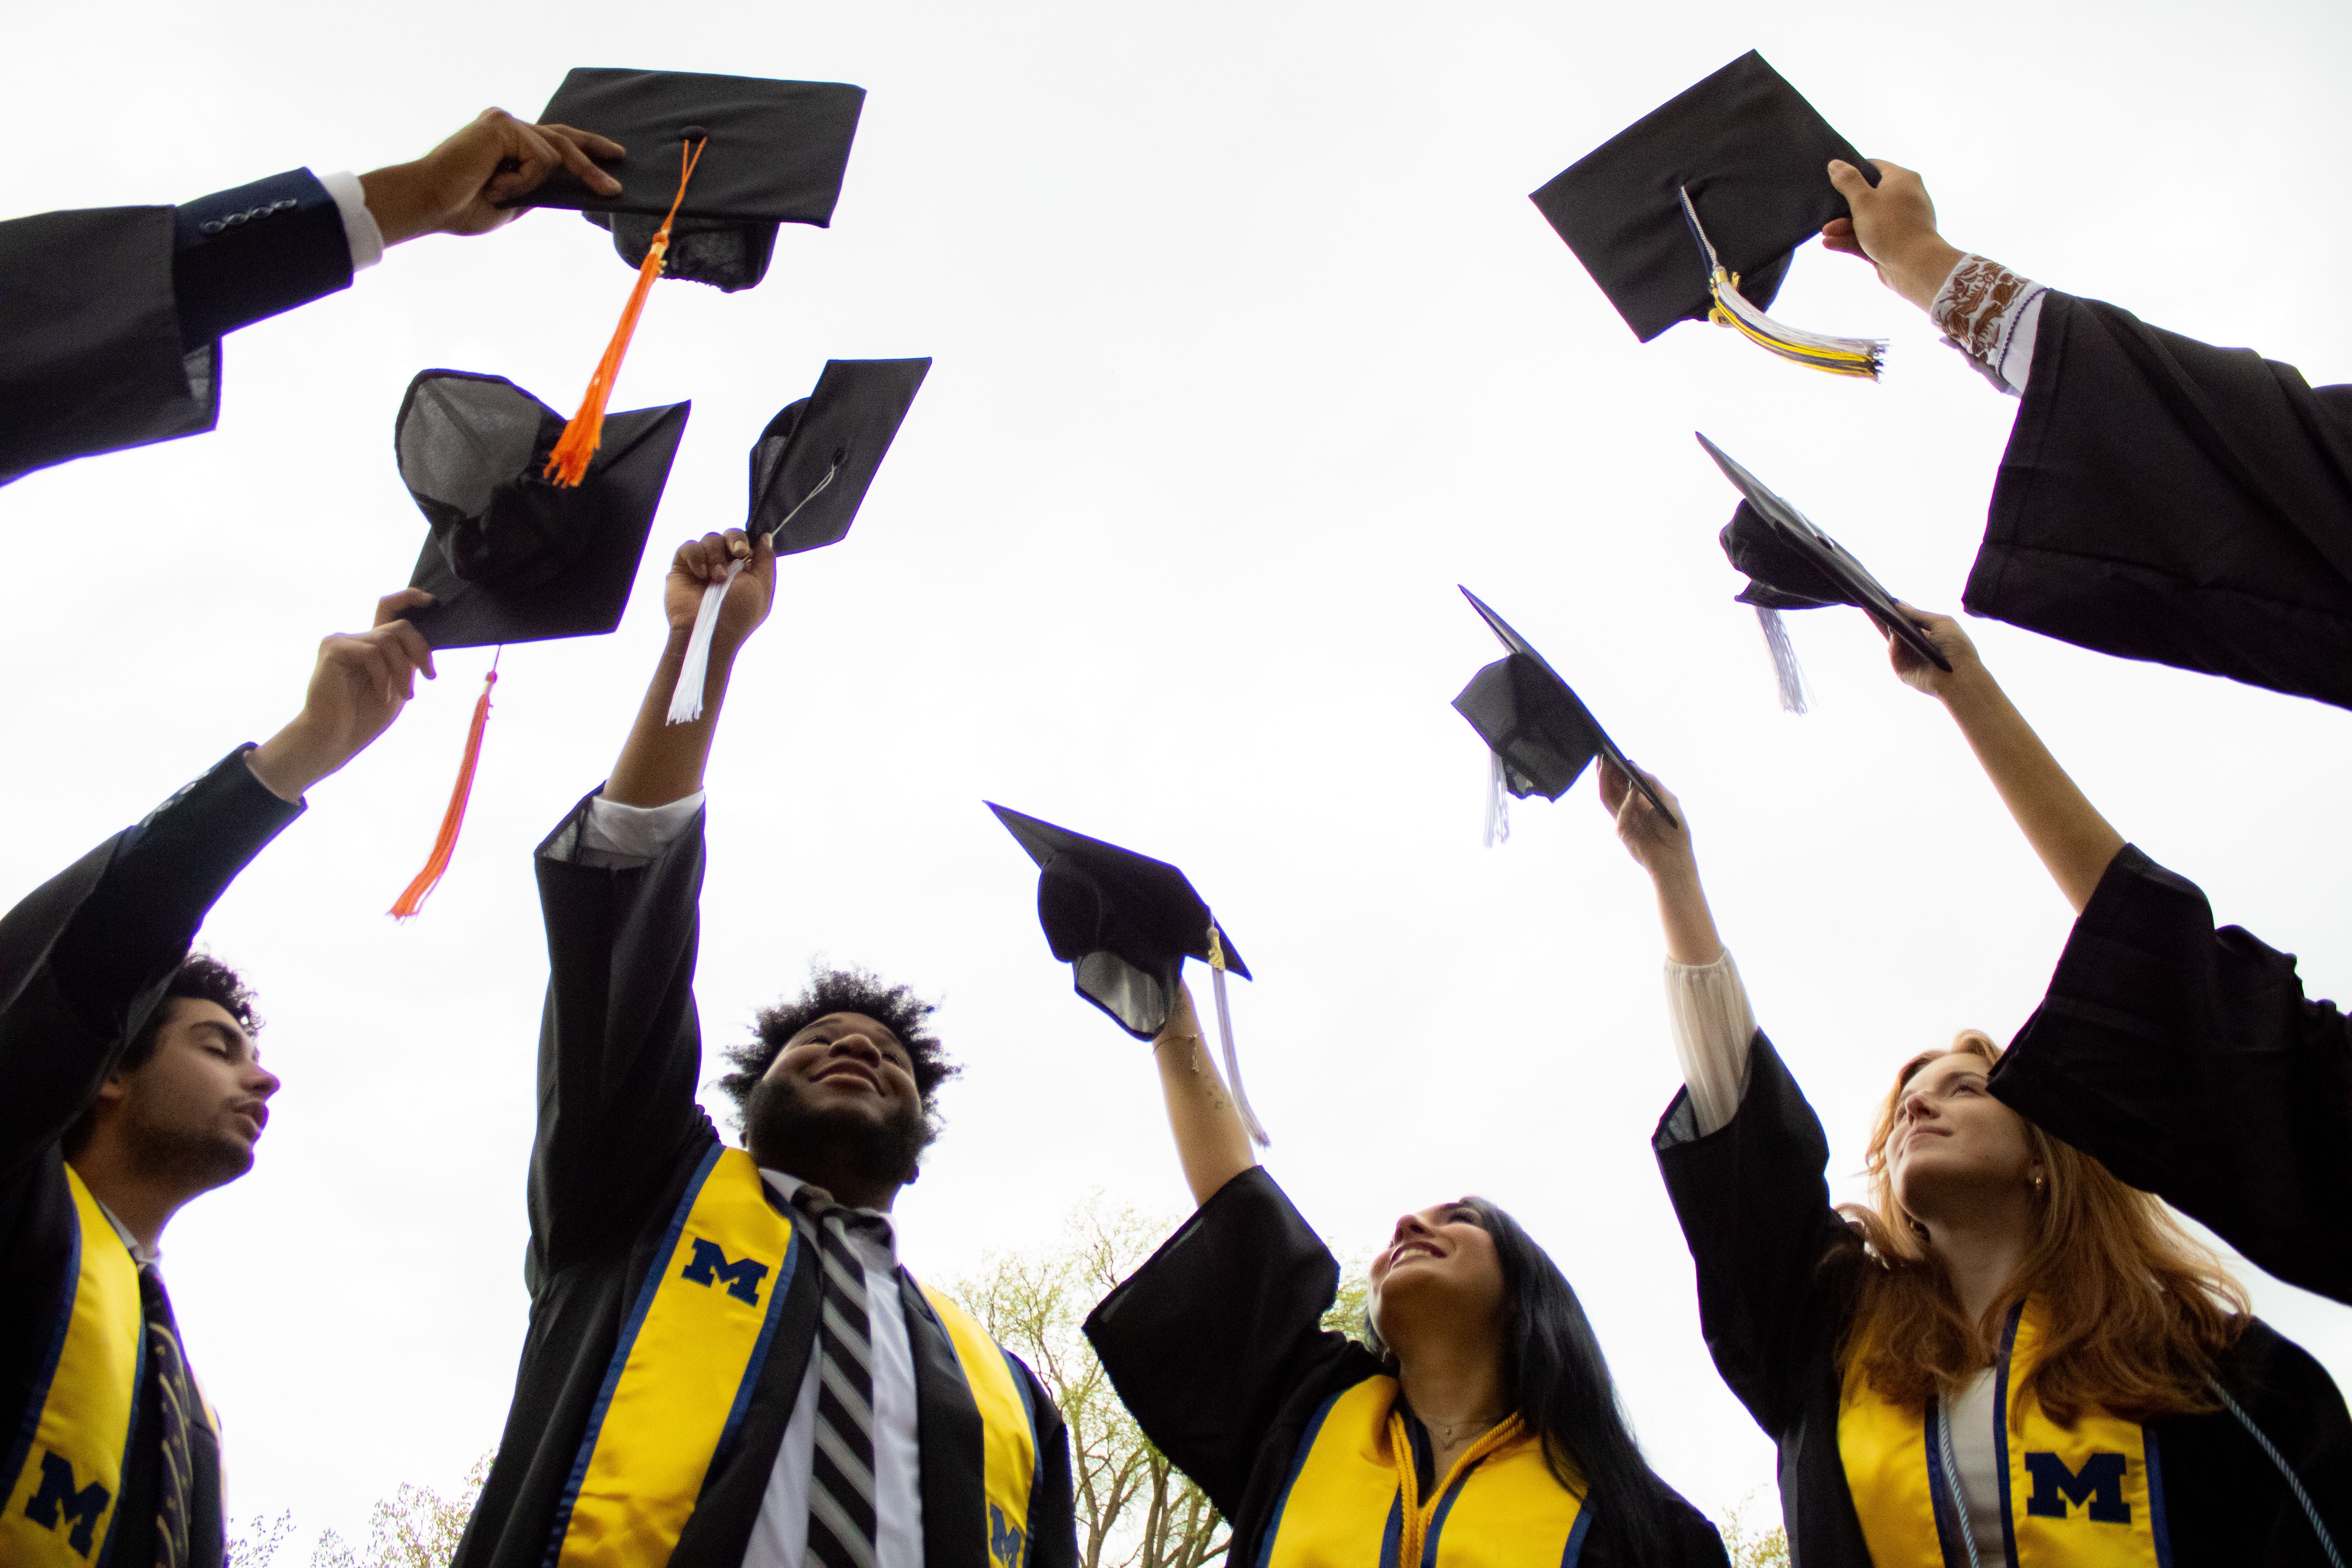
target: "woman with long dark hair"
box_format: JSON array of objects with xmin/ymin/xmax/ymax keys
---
[
  {"xmin": 1606, "ymin": 716, "xmax": 2352, "ymax": 1561},
  {"xmin": 1083, "ymin": 982, "xmax": 1728, "ymax": 1568}
]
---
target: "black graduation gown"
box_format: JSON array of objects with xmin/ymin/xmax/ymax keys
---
[
  {"xmin": 1083, "ymin": 1167, "xmax": 1730, "ymax": 1568},
  {"xmin": 453, "ymin": 790, "xmax": 1078, "ymax": 1568},
  {"xmin": 0, "ymin": 169, "xmax": 354, "ymax": 487},
  {"xmin": 0, "ymin": 748, "xmax": 304, "ymax": 1568},
  {"xmin": 1654, "ymin": 1033, "xmax": 2352, "ymax": 1567},
  {"xmin": 1961, "ymin": 291, "xmax": 2352, "ymax": 710},
  {"xmin": 1987, "ymin": 844, "xmax": 2352, "ymax": 1306}
]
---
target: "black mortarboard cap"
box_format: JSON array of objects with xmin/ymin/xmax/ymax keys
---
[
  {"xmin": 521, "ymin": 67, "xmax": 866, "ymax": 291},
  {"xmin": 1453, "ymin": 588, "xmax": 1678, "ymax": 826},
  {"xmin": 1530, "ymin": 51, "xmax": 1870, "ymax": 343},
  {"xmin": 750, "ymin": 358, "xmax": 931, "ymax": 553},
  {"xmin": 394, "ymin": 370, "xmax": 689, "ymax": 650},
  {"xmin": 987, "ymin": 804, "xmax": 1248, "ymax": 1040},
  {"xmin": 1697, "ymin": 433, "xmax": 1948, "ymax": 670}
]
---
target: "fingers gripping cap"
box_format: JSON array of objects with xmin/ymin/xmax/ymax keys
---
[{"xmin": 394, "ymin": 370, "xmax": 689, "ymax": 650}]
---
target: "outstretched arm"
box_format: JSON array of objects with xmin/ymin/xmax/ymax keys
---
[
  {"xmin": 1885, "ymin": 608, "xmax": 2125, "ymax": 913},
  {"xmin": 1600, "ymin": 761, "xmax": 1721, "ymax": 964},
  {"xmin": 606, "ymin": 529, "xmax": 777, "ymax": 808},
  {"xmin": 1152, "ymin": 980, "xmax": 1258, "ymax": 1207}
]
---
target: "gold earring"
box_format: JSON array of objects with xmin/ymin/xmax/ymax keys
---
[{"xmin": 2031, "ymin": 1174, "xmax": 2046, "ymax": 1195}]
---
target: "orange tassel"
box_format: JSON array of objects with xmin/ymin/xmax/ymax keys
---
[
  {"xmin": 544, "ymin": 136, "xmax": 709, "ymax": 487},
  {"xmin": 389, "ymin": 661, "xmax": 499, "ymax": 919}
]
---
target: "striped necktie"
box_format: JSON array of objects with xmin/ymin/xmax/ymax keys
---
[
  {"xmin": 137, "ymin": 1263, "xmax": 202, "ymax": 1568},
  {"xmin": 793, "ymin": 1186, "xmax": 886, "ymax": 1568}
]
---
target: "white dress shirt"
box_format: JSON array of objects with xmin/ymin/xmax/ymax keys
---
[
  {"xmin": 1664, "ymin": 950, "xmax": 2003, "ymax": 1551},
  {"xmin": 567, "ymin": 789, "xmax": 927, "ymax": 1568},
  {"xmin": 314, "ymin": 170, "xmax": 385, "ymax": 272}
]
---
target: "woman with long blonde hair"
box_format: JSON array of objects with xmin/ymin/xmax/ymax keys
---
[{"xmin": 1603, "ymin": 695, "xmax": 2351, "ymax": 1561}]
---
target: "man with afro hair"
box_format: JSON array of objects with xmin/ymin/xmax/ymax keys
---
[
  {"xmin": 3, "ymin": 588, "xmax": 437, "ymax": 1568},
  {"xmin": 455, "ymin": 528, "xmax": 1075, "ymax": 1568}
]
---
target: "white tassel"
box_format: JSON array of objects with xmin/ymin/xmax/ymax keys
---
[
  {"xmin": 665, "ymin": 559, "xmax": 743, "ymax": 725},
  {"xmin": 1483, "ymin": 752, "xmax": 1512, "ymax": 848},
  {"xmin": 1755, "ymin": 605, "xmax": 1810, "ymax": 715},
  {"xmin": 1206, "ymin": 924, "xmax": 1269, "ymax": 1147}
]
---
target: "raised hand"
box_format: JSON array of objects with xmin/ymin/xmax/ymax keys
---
[
  {"xmin": 1598, "ymin": 759, "xmax": 1693, "ymax": 879},
  {"xmin": 665, "ymin": 528, "xmax": 777, "ymax": 652},
  {"xmin": 360, "ymin": 109, "xmax": 626, "ymax": 245},
  {"xmin": 246, "ymin": 589, "xmax": 439, "ymax": 801},
  {"xmin": 1821, "ymin": 159, "xmax": 1967, "ymax": 312},
  {"xmin": 1884, "ymin": 604, "xmax": 1986, "ymax": 699}
]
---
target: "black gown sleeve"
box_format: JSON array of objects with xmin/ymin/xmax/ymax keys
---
[
  {"xmin": 1652, "ymin": 1033, "xmax": 1865, "ymax": 1441},
  {"xmin": 1083, "ymin": 1167, "xmax": 1362, "ymax": 1518},
  {"xmin": 1962, "ymin": 291, "xmax": 2352, "ymax": 710},
  {"xmin": 0, "ymin": 746, "xmax": 302, "ymax": 1174},
  {"xmin": 527, "ymin": 790, "xmax": 720, "ymax": 1283},
  {"xmin": 1988, "ymin": 845, "xmax": 2352, "ymax": 1305},
  {"xmin": 0, "ymin": 168, "xmax": 352, "ymax": 487}
]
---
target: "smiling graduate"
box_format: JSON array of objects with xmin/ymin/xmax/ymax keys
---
[
  {"xmin": 1038, "ymin": 824, "xmax": 1728, "ymax": 1568},
  {"xmin": 452, "ymin": 527, "xmax": 1075, "ymax": 1568}
]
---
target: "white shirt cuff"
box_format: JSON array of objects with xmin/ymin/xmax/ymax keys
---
[
  {"xmin": 1664, "ymin": 949, "xmax": 1758, "ymax": 1139},
  {"xmin": 577, "ymin": 790, "xmax": 705, "ymax": 867},
  {"xmin": 317, "ymin": 169, "xmax": 385, "ymax": 272}
]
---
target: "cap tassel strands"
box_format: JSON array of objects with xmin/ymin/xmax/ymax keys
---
[
  {"xmin": 1679, "ymin": 187, "xmax": 1884, "ymax": 379},
  {"xmin": 1755, "ymin": 604, "xmax": 1811, "ymax": 714},
  {"xmin": 1207, "ymin": 923, "xmax": 1270, "ymax": 1148},
  {"xmin": 390, "ymin": 650, "xmax": 500, "ymax": 919},
  {"xmin": 665, "ymin": 461, "xmax": 840, "ymax": 725}
]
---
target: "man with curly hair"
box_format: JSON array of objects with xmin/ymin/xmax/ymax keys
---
[
  {"xmin": 456, "ymin": 528, "xmax": 1075, "ymax": 1568},
  {"xmin": 2, "ymin": 589, "xmax": 438, "ymax": 1568}
]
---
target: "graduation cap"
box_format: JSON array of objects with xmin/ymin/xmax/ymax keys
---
[
  {"xmin": 1453, "ymin": 587, "xmax": 1676, "ymax": 845},
  {"xmin": 522, "ymin": 69, "xmax": 864, "ymax": 486},
  {"xmin": 1697, "ymin": 432, "xmax": 1948, "ymax": 713},
  {"xmin": 1530, "ymin": 51, "xmax": 1886, "ymax": 377},
  {"xmin": 988, "ymin": 803, "xmax": 1269, "ymax": 1146},
  {"xmin": 388, "ymin": 369, "xmax": 690, "ymax": 917},
  {"xmin": 666, "ymin": 358, "xmax": 933, "ymax": 724},
  {"xmin": 522, "ymin": 67, "xmax": 866, "ymax": 290}
]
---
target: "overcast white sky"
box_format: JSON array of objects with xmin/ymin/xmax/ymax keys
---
[{"xmin": 7, "ymin": 0, "xmax": 2352, "ymax": 1550}]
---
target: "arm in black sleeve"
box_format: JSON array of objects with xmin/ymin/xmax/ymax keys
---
[
  {"xmin": 527, "ymin": 790, "xmax": 717, "ymax": 1279},
  {"xmin": 1652, "ymin": 1031, "xmax": 1865, "ymax": 1439},
  {"xmin": 170, "ymin": 168, "xmax": 355, "ymax": 348},
  {"xmin": 0, "ymin": 746, "xmax": 303, "ymax": 1171},
  {"xmin": 1082, "ymin": 1167, "xmax": 1360, "ymax": 1515},
  {"xmin": 1989, "ymin": 844, "xmax": 2352, "ymax": 1304}
]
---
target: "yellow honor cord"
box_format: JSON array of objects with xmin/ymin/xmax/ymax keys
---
[{"xmin": 1387, "ymin": 1407, "xmax": 1529, "ymax": 1568}]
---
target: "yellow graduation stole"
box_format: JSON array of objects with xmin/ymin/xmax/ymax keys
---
[
  {"xmin": 3, "ymin": 1167, "xmax": 145, "ymax": 1567},
  {"xmin": 1840, "ymin": 1298, "xmax": 2166, "ymax": 1568},
  {"xmin": 1259, "ymin": 1376, "xmax": 1591, "ymax": 1568},
  {"xmin": 548, "ymin": 1147, "xmax": 1041, "ymax": 1568}
]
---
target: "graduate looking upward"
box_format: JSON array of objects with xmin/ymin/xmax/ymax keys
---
[
  {"xmin": 2, "ymin": 590, "xmax": 437, "ymax": 1568},
  {"xmin": 1080, "ymin": 978, "xmax": 1728, "ymax": 1566},
  {"xmin": 1817, "ymin": 156, "xmax": 2352, "ymax": 713},
  {"xmin": 1875, "ymin": 604, "xmax": 2352, "ymax": 1311},
  {"xmin": 1610, "ymin": 761, "xmax": 2352, "ymax": 1563},
  {"xmin": 455, "ymin": 527, "xmax": 1077, "ymax": 1568},
  {"xmin": 0, "ymin": 107, "xmax": 624, "ymax": 488}
]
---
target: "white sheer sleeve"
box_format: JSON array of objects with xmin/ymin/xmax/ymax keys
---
[{"xmin": 1665, "ymin": 949, "xmax": 1759, "ymax": 1138}]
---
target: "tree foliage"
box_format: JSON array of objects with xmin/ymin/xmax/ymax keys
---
[{"xmin": 229, "ymin": 1454, "xmax": 489, "ymax": 1568}]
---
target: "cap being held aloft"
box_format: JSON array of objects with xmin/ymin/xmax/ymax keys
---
[
  {"xmin": 519, "ymin": 68, "xmax": 865, "ymax": 483},
  {"xmin": 988, "ymin": 804, "xmax": 1269, "ymax": 1147},
  {"xmin": 1696, "ymin": 432, "xmax": 1947, "ymax": 713},
  {"xmin": 667, "ymin": 358, "xmax": 932, "ymax": 724},
  {"xmin": 1530, "ymin": 51, "xmax": 1886, "ymax": 377},
  {"xmin": 1453, "ymin": 586, "xmax": 1676, "ymax": 846},
  {"xmin": 389, "ymin": 369, "xmax": 690, "ymax": 916}
]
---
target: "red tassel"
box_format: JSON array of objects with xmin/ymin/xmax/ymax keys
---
[
  {"xmin": 544, "ymin": 136, "xmax": 708, "ymax": 487},
  {"xmin": 389, "ymin": 663, "xmax": 498, "ymax": 919}
]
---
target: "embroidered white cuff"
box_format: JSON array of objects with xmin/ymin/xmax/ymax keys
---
[{"xmin": 1929, "ymin": 254, "xmax": 2048, "ymax": 396}]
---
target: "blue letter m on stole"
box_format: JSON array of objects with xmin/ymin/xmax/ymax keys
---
[
  {"xmin": 989, "ymin": 1502, "xmax": 1026, "ymax": 1568},
  {"xmin": 2023, "ymin": 1451, "xmax": 2130, "ymax": 1523},
  {"xmin": 25, "ymin": 1450, "xmax": 110, "ymax": 1556},
  {"xmin": 681, "ymin": 1238, "xmax": 770, "ymax": 1305}
]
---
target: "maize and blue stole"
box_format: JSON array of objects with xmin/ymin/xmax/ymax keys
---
[
  {"xmin": 3, "ymin": 1167, "xmax": 147, "ymax": 1567},
  {"xmin": 1257, "ymin": 1376, "xmax": 1591, "ymax": 1568},
  {"xmin": 1839, "ymin": 1298, "xmax": 2170, "ymax": 1568},
  {"xmin": 544, "ymin": 1146, "xmax": 1039, "ymax": 1568}
]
